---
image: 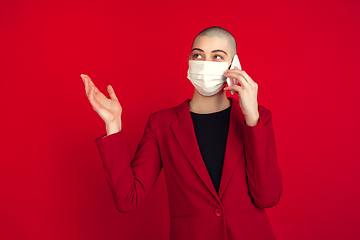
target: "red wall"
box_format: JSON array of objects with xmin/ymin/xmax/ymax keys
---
[{"xmin": 1, "ymin": 0, "xmax": 360, "ymax": 239}]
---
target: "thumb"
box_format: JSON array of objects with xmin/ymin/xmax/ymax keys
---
[{"xmin": 107, "ymin": 85, "xmax": 118, "ymax": 101}]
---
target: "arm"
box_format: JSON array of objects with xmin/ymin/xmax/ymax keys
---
[
  {"xmin": 242, "ymin": 107, "xmax": 283, "ymax": 208},
  {"xmin": 224, "ymin": 68, "xmax": 282, "ymax": 208},
  {"xmin": 81, "ymin": 74, "xmax": 121, "ymax": 136},
  {"xmin": 81, "ymin": 74, "xmax": 162, "ymax": 212},
  {"xmin": 95, "ymin": 115, "xmax": 162, "ymax": 212}
]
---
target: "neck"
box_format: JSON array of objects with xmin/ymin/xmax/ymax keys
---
[{"xmin": 189, "ymin": 89, "xmax": 231, "ymax": 114}]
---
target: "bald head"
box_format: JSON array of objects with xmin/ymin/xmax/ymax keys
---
[{"xmin": 192, "ymin": 26, "xmax": 237, "ymax": 59}]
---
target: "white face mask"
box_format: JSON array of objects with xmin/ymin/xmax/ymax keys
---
[
  {"xmin": 187, "ymin": 60, "xmax": 229, "ymax": 96},
  {"xmin": 187, "ymin": 54, "xmax": 242, "ymax": 96}
]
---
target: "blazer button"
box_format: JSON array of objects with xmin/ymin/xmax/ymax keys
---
[{"xmin": 215, "ymin": 209, "xmax": 222, "ymax": 217}]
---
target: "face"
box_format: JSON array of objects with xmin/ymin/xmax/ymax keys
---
[{"xmin": 189, "ymin": 36, "xmax": 232, "ymax": 65}]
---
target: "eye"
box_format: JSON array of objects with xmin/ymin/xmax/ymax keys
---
[
  {"xmin": 193, "ymin": 53, "xmax": 202, "ymax": 59},
  {"xmin": 214, "ymin": 55, "xmax": 223, "ymax": 60}
]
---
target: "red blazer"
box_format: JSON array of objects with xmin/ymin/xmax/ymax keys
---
[{"xmin": 95, "ymin": 97, "xmax": 283, "ymax": 240}]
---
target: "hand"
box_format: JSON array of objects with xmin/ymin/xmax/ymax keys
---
[
  {"xmin": 81, "ymin": 74, "xmax": 122, "ymax": 134},
  {"xmin": 224, "ymin": 67, "xmax": 259, "ymax": 126}
]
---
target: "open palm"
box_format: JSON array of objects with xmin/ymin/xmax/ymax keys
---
[{"xmin": 81, "ymin": 74, "xmax": 122, "ymax": 128}]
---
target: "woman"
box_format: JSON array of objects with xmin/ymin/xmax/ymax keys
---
[{"xmin": 81, "ymin": 26, "xmax": 282, "ymax": 240}]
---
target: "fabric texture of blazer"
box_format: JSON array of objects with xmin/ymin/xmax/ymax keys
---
[{"xmin": 95, "ymin": 97, "xmax": 283, "ymax": 240}]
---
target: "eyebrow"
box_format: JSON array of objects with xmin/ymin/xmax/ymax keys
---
[{"xmin": 191, "ymin": 48, "xmax": 228, "ymax": 55}]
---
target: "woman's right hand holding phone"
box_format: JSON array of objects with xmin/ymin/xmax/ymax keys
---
[{"xmin": 81, "ymin": 74, "xmax": 122, "ymax": 135}]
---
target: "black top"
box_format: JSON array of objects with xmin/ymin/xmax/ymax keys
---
[{"xmin": 190, "ymin": 105, "xmax": 231, "ymax": 194}]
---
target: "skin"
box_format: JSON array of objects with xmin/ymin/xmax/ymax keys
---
[
  {"xmin": 188, "ymin": 36, "xmax": 233, "ymax": 114},
  {"xmin": 188, "ymin": 35, "xmax": 259, "ymax": 126},
  {"xmin": 81, "ymin": 35, "xmax": 260, "ymax": 136},
  {"xmin": 81, "ymin": 75, "xmax": 122, "ymax": 135}
]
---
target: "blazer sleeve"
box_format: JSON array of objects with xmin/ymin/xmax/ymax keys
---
[
  {"xmin": 95, "ymin": 114, "xmax": 163, "ymax": 213},
  {"xmin": 242, "ymin": 107, "xmax": 283, "ymax": 209}
]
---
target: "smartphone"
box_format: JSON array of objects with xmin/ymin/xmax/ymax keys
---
[{"xmin": 226, "ymin": 54, "xmax": 242, "ymax": 95}]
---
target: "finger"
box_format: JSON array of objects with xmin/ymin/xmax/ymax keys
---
[
  {"xmin": 86, "ymin": 77, "xmax": 100, "ymax": 93},
  {"xmin": 81, "ymin": 74, "xmax": 94, "ymax": 97},
  {"xmin": 235, "ymin": 68, "xmax": 257, "ymax": 86},
  {"xmin": 82, "ymin": 74, "xmax": 95, "ymax": 87},
  {"xmin": 92, "ymin": 84, "xmax": 110, "ymax": 102},
  {"xmin": 88, "ymin": 86, "xmax": 101, "ymax": 112},
  {"xmin": 225, "ymin": 71, "xmax": 249, "ymax": 87},
  {"xmin": 224, "ymin": 85, "xmax": 243, "ymax": 94},
  {"xmin": 81, "ymin": 74, "xmax": 91, "ymax": 83},
  {"xmin": 81, "ymin": 74, "xmax": 89, "ymax": 94},
  {"xmin": 228, "ymin": 68, "xmax": 257, "ymax": 87},
  {"xmin": 107, "ymin": 85, "xmax": 118, "ymax": 101},
  {"xmin": 83, "ymin": 75, "xmax": 101, "ymax": 96}
]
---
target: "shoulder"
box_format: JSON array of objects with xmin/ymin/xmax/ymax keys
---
[
  {"xmin": 148, "ymin": 99, "xmax": 189, "ymax": 124},
  {"xmin": 150, "ymin": 106, "xmax": 177, "ymax": 120}
]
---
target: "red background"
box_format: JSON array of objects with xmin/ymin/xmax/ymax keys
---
[{"xmin": 1, "ymin": 0, "xmax": 360, "ymax": 239}]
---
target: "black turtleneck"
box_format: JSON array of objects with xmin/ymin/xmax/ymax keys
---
[{"xmin": 190, "ymin": 105, "xmax": 231, "ymax": 194}]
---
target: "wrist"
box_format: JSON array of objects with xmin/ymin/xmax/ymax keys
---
[
  {"xmin": 244, "ymin": 112, "xmax": 260, "ymax": 127},
  {"xmin": 105, "ymin": 117, "xmax": 121, "ymax": 135}
]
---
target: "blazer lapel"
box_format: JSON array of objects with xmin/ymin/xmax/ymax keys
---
[
  {"xmin": 170, "ymin": 99, "xmax": 220, "ymax": 201},
  {"xmin": 219, "ymin": 98, "xmax": 245, "ymax": 199}
]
